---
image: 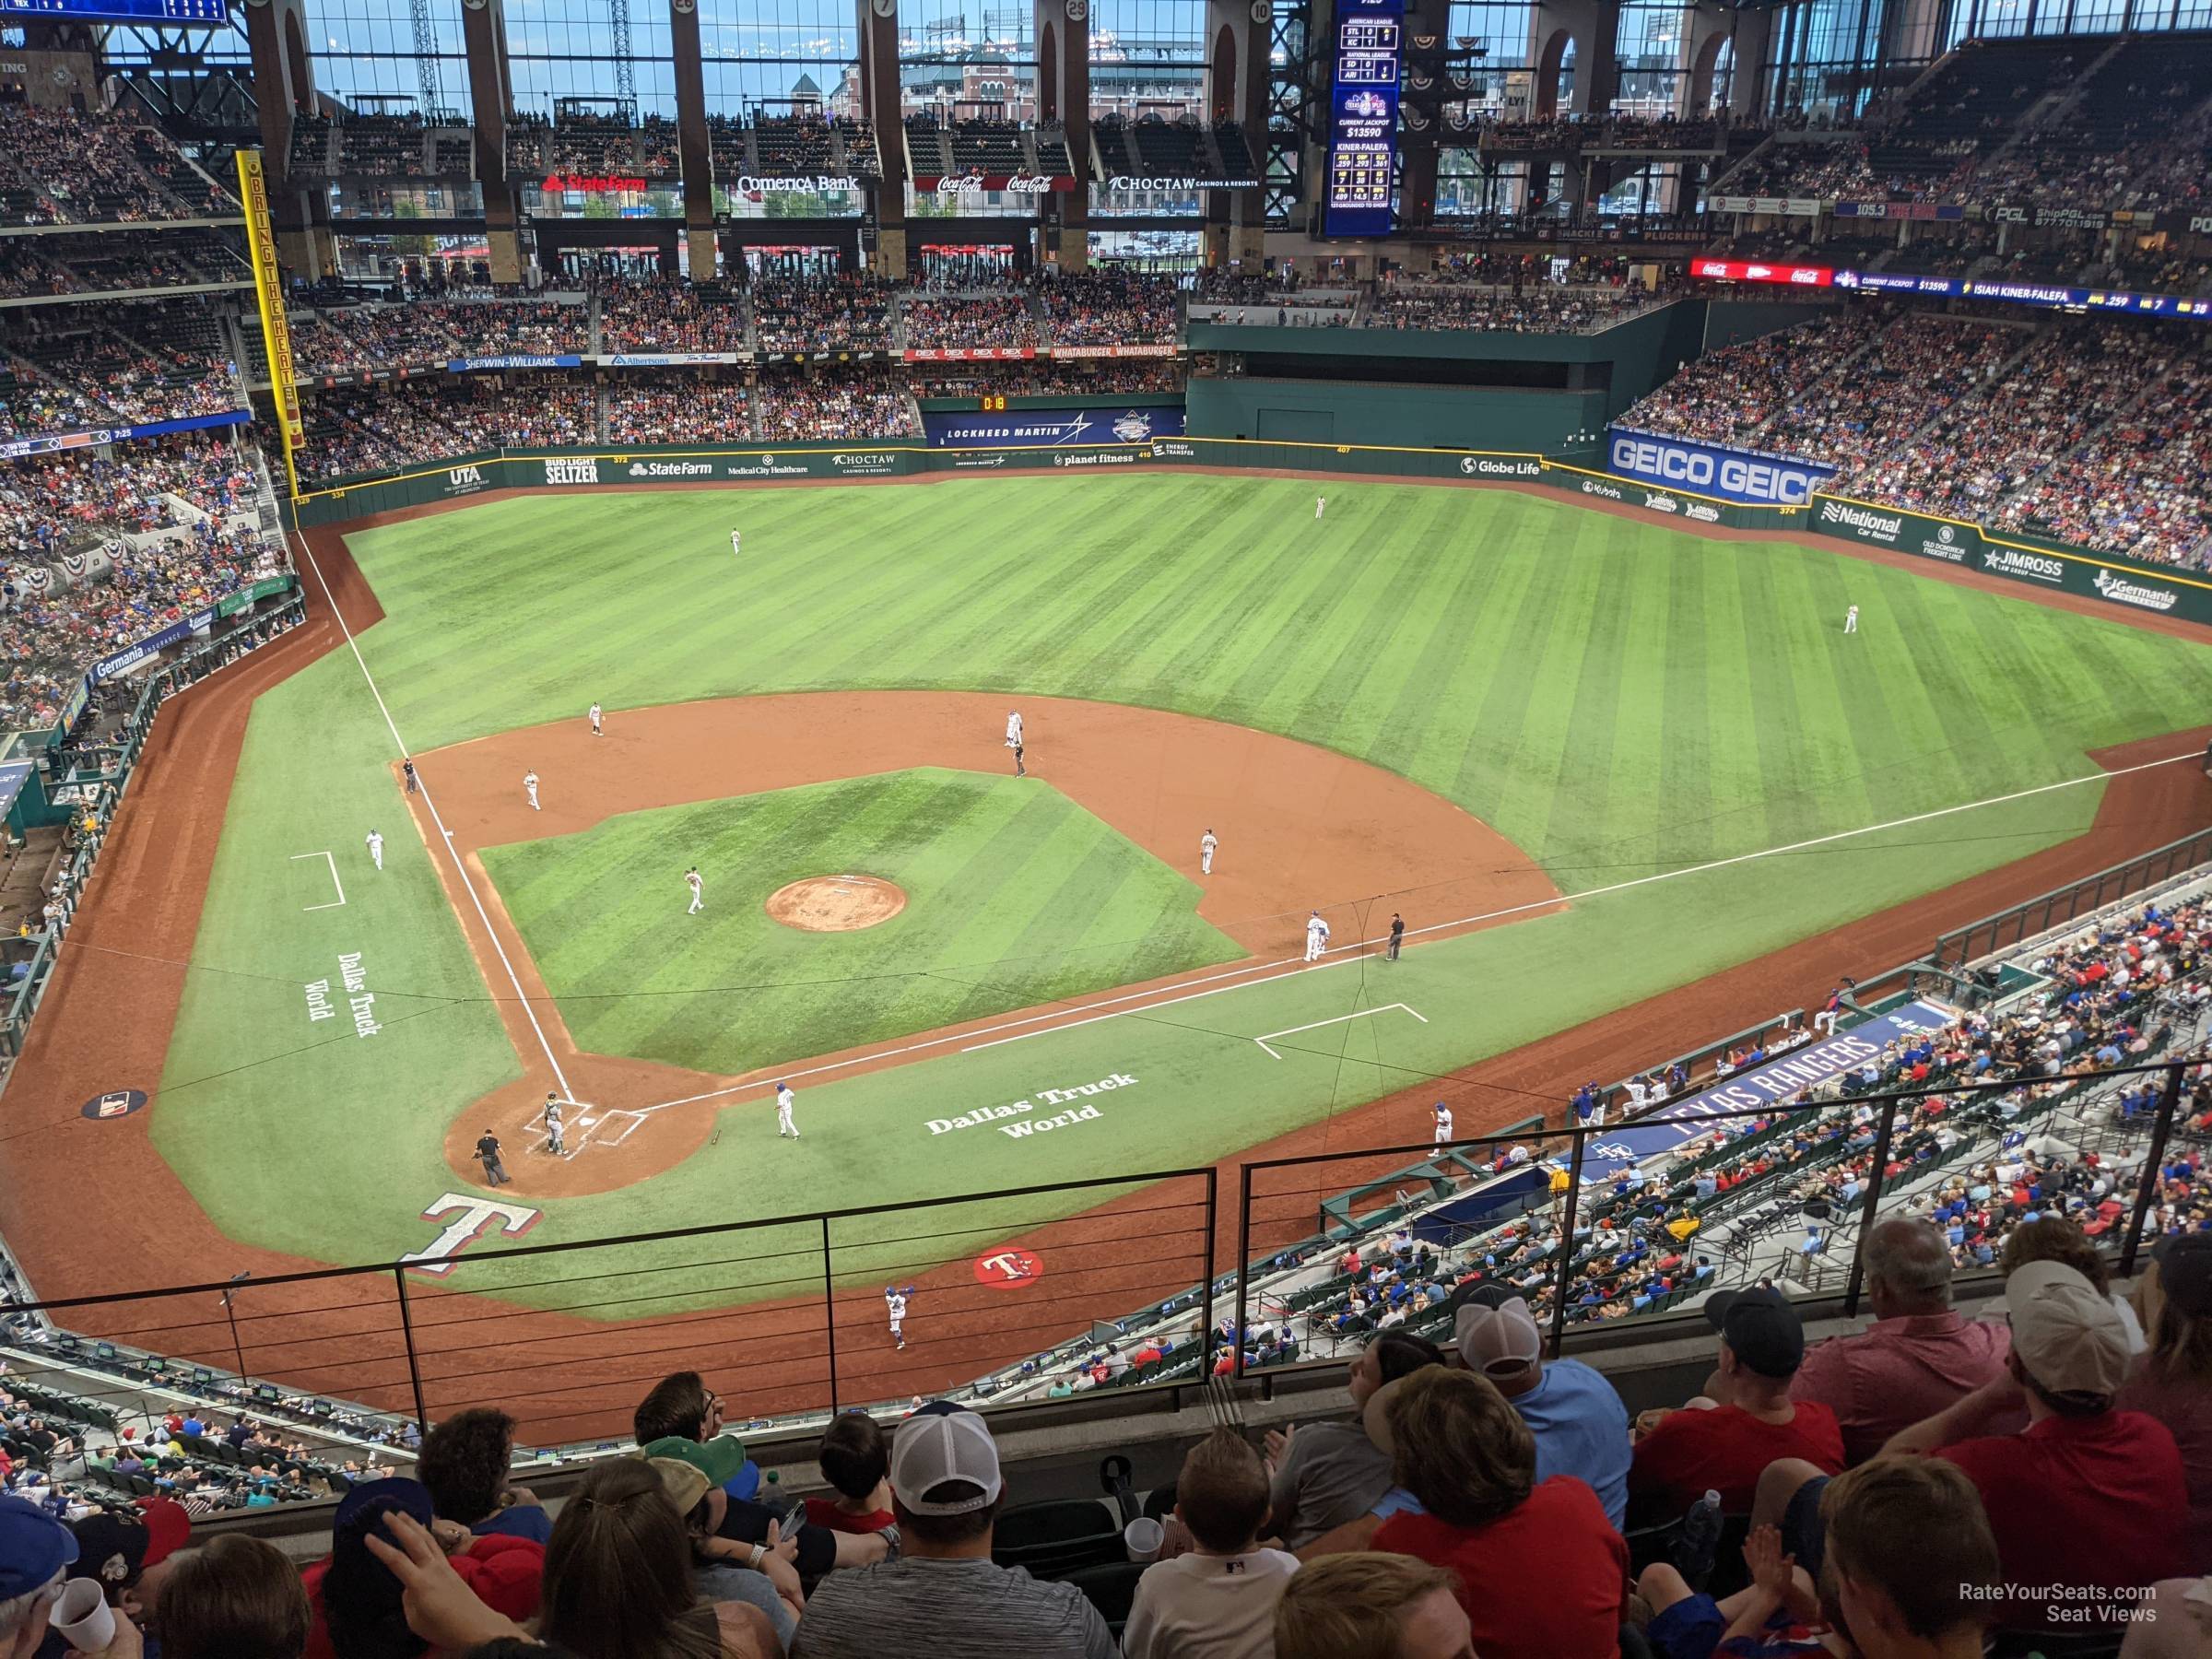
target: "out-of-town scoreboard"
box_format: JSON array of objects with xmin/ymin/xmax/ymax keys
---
[
  {"xmin": 0, "ymin": 0, "xmax": 227, "ymax": 24},
  {"xmin": 1324, "ymin": 0, "xmax": 1404, "ymax": 237}
]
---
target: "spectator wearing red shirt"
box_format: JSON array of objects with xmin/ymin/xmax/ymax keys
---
[
  {"xmin": 1774, "ymin": 1262, "xmax": 2187, "ymax": 1638},
  {"xmin": 301, "ymin": 1477, "xmax": 543, "ymax": 1659},
  {"xmin": 1789, "ymin": 1217, "xmax": 2012, "ymax": 1465},
  {"xmin": 1363, "ymin": 1368, "xmax": 1627, "ymax": 1659},
  {"xmin": 803, "ymin": 1412, "xmax": 897, "ymax": 1535},
  {"xmin": 1629, "ymin": 1288, "xmax": 1843, "ymax": 1518}
]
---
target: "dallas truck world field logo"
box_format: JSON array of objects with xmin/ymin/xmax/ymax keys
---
[{"xmin": 2092, "ymin": 567, "xmax": 2181, "ymax": 611}]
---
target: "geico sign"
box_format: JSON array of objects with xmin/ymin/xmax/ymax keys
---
[{"xmin": 1610, "ymin": 436, "xmax": 1824, "ymax": 504}]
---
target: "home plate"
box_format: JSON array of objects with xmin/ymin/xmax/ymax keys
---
[{"xmin": 577, "ymin": 1115, "xmax": 601, "ymax": 1127}]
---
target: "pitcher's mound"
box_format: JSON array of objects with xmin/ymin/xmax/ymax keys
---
[{"xmin": 767, "ymin": 875, "xmax": 908, "ymax": 932}]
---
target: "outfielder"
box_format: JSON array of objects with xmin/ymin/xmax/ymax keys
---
[
  {"xmin": 1844, "ymin": 605, "xmax": 1859, "ymax": 635},
  {"xmin": 1200, "ymin": 828, "xmax": 1218, "ymax": 876},
  {"xmin": 885, "ymin": 1284, "xmax": 915, "ymax": 1350},
  {"xmin": 1304, "ymin": 910, "xmax": 1330, "ymax": 962},
  {"xmin": 1314, "ymin": 496, "xmax": 1326, "ymax": 520},
  {"xmin": 775, "ymin": 1081, "xmax": 798, "ymax": 1139},
  {"xmin": 1433, "ymin": 1100, "xmax": 1453, "ymax": 1147},
  {"xmin": 524, "ymin": 770, "xmax": 541, "ymax": 811},
  {"xmin": 686, "ymin": 867, "xmax": 704, "ymax": 914},
  {"xmin": 366, "ymin": 830, "xmax": 384, "ymax": 871},
  {"xmin": 589, "ymin": 701, "xmax": 605, "ymax": 736},
  {"xmin": 730, "ymin": 529, "xmax": 742, "ymax": 559},
  {"xmin": 542, "ymin": 1093, "xmax": 566, "ymax": 1156}
]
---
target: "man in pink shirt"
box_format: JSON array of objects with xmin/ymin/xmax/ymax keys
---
[{"xmin": 1791, "ymin": 1217, "xmax": 2012, "ymax": 1465}]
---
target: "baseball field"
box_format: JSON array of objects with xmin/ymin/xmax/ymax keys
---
[{"xmin": 14, "ymin": 469, "xmax": 2212, "ymax": 1375}]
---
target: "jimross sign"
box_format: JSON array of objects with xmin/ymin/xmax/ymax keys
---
[{"xmin": 926, "ymin": 1071, "xmax": 1137, "ymax": 1139}]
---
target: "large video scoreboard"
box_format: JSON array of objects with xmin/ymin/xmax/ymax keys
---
[{"xmin": 1323, "ymin": 0, "xmax": 1403, "ymax": 237}]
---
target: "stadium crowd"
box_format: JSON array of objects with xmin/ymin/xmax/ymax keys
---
[
  {"xmin": 1, "ymin": 438, "xmax": 279, "ymax": 729},
  {"xmin": 1033, "ymin": 272, "xmax": 1181, "ymax": 347},
  {"xmin": 600, "ymin": 281, "xmax": 751, "ymax": 356},
  {"xmin": 750, "ymin": 276, "xmax": 895, "ymax": 356},
  {"xmin": 900, "ymin": 293, "xmax": 1041, "ymax": 352},
  {"xmin": 0, "ymin": 105, "xmax": 236, "ymax": 225},
  {"xmin": 754, "ymin": 369, "xmax": 915, "ymax": 441},
  {"xmin": 605, "ymin": 381, "xmax": 754, "ymax": 446}
]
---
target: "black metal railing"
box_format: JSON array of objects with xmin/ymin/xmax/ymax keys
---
[{"xmin": 1931, "ymin": 827, "xmax": 2212, "ymax": 973}]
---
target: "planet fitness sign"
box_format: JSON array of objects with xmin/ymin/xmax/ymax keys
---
[{"xmin": 1606, "ymin": 428, "xmax": 1835, "ymax": 507}]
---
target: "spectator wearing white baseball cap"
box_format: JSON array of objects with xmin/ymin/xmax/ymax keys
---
[
  {"xmin": 1869, "ymin": 1260, "xmax": 2191, "ymax": 1632},
  {"xmin": 1454, "ymin": 1286, "xmax": 1631, "ymax": 1529},
  {"xmin": 790, "ymin": 1405, "xmax": 1114, "ymax": 1659}
]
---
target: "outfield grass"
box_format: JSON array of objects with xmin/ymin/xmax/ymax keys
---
[
  {"xmin": 142, "ymin": 475, "xmax": 2212, "ymax": 1300},
  {"xmin": 477, "ymin": 770, "xmax": 1242, "ymax": 1075}
]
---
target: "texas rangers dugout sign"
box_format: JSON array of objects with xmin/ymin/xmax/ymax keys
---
[
  {"xmin": 921, "ymin": 407, "xmax": 1188, "ymax": 449},
  {"xmin": 1606, "ymin": 428, "xmax": 1836, "ymax": 507}
]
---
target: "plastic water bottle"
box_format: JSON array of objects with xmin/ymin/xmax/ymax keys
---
[{"xmin": 1673, "ymin": 1488, "xmax": 1724, "ymax": 1585}]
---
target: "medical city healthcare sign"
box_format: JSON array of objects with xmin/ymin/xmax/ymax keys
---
[{"xmin": 1606, "ymin": 427, "xmax": 1835, "ymax": 508}]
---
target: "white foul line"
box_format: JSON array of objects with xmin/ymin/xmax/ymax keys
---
[
  {"xmin": 633, "ymin": 747, "xmax": 2202, "ymax": 1111},
  {"xmin": 1255, "ymin": 1002, "xmax": 1427, "ymax": 1059},
  {"xmin": 289, "ymin": 530, "xmax": 574, "ymax": 1100},
  {"xmin": 291, "ymin": 850, "xmax": 346, "ymax": 911}
]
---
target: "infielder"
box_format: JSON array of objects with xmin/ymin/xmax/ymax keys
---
[
  {"xmin": 730, "ymin": 529, "xmax": 742, "ymax": 559},
  {"xmin": 1006, "ymin": 710, "xmax": 1023, "ymax": 750},
  {"xmin": 1844, "ymin": 605, "xmax": 1859, "ymax": 634},
  {"xmin": 589, "ymin": 701, "xmax": 604, "ymax": 736},
  {"xmin": 403, "ymin": 759, "xmax": 418, "ymax": 795},
  {"xmin": 1314, "ymin": 495, "xmax": 1326, "ymax": 520},
  {"xmin": 775, "ymin": 1081, "xmax": 798, "ymax": 1139},
  {"xmin": 524, "ymin": 770, "xmax": 541, "ymax": 811},
  {"xmin": 542, "ymin": 1093, "xmax": 566, "ymax": 1156},
  {"xmin": 1200, "ymin": 828, "xmax": 1218, "ymax": 876},
  {"xmin": 1433, "ymin": 1100, "xmax": 1453, "ymax": 1147},
  {"xmin": 1304, "ymin": 910, "xmax": 1330, "ymax": 962},
  {"xmin": 885, "ymin": 1284, "xmax": 915, "ymax": 1350},
  {"xmin": 686, "ymin": 867, "xmax": 704, "ymax": 914},
  {"xmin": 366, "ymin": 830, "xmax": 384, "ymax": 871}
]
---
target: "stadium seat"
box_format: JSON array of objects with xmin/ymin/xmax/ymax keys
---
[
  {"xmin": 989, "ymin": 1498, "xmax": 1125, "ymax": 1580},
  {"xmin": 1061, "ymin": 1560, "xmax": 1147, "ymax": 1636}
]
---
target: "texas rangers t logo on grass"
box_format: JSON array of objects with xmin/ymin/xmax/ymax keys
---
[
  {"xmin": 402, "ymin": 1194, "xmax": 541, "ymax": 1275},
  {"xmin": 973, "ymin": 1247, "xmax": 1045, "ymax": 1288}
]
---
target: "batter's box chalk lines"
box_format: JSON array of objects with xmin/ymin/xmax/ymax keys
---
[
  {"xmin": 1254, "ymin": 1002, "xmax": 1428, "ymax": 1060},
  {"xmin": 289, "ymin": 851, "xmax": 347, "ymax": 912}
]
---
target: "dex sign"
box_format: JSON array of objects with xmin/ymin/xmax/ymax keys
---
[{"xmin": 1606, "ymin": 429, "xmax": 1833, "ymax": 507}]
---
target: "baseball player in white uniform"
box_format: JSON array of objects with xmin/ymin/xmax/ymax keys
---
[
  {"xmin": 524, "ymin": 771, "xmax": 541, "ymax": 811},
  {"xmin": 1006, "ymin": 710, "xmax": 1023, "ymax": 748},
  {"xmin": 1433, "ymin": 1101, "xmax": 1453, "ymax": 1147},
  {"xmin": 1304, "ymin": 910, "xmax": 1330, "ymax": 962},
  {"xmin": 685, "ymin": 867, "xmax": 704, "ymax": 914},
  {"xmin": 1314, "ymin": 496, "xmax": 1326, "ymax": 520},
  {"xmin": 775, "ymin": 1081, "xmax": 798, "ymax": 1139},
  {"xmin": 886, "ymin": 1284, "xmax": 915, "ymax": 1349},
  {"xmin": 589, "ymin": 701, "xmax": 604, "ymax": 736},
  {"xmin": 542, "ymin": 1093, "xmax": 566, "ymax": 1156},
  {"xmin": 1843, "ymin": 604, "xmax": 1859, "ymax": 634},
  {"xmin": 1200, "ymin": 828, "xmax": 1218, "ymax": 876},
  {"xmin": 731, "ymin": 529, "xmax": 742, "ymax": 559},
  {"xmin": 366, "ymin": 830, "xmax": 383, "ymax": 871}
]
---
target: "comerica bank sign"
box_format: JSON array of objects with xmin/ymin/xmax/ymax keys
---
[{"xmin": 1607, "ymin": 429, "xmax": 1835, "ymax": 507}]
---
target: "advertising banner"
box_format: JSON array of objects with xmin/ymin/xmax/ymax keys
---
[
  {"xmin": 600, "ymin": 353, "xmax": 747, "ymax": 367},
  {"xmin": 1047, "ymin": 344, "xmax": 1182, "ymax": 359},
  {"xmin": 902, "ymin": 347, "xmax": 1038, "ymax": 363},
  {"xmin": 89, "ymin": 606, "xmax": 218, "ymax": 684},
  {"xmin": 449, "ymin": 355, "xmax": 585, "ymax": 371},
  {"xmin": 1690, "ymin": 256, "xmax": 1835, "ymax": 287},
  {"xmin": 217, "ymin": 574, "xmax": 296, "ymax": 617},
  {"xmin": 1606, "ymin": 428, "xmax": 1834, "ymax": 507},
  {"xmin": 1831, "ymin": 201, "xmax": 1965, "ymax": 220},
  {"xmin": 0, "ymin": 407, "xmax": 250, "ymax": 462},
  {"xmin": 921, "ymin": 407, "xmax": 1186, "ymax": 448}
]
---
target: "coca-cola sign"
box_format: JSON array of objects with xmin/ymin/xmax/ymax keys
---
[{"xmin": 914, "ymin": 173, "xmax": 1073, "ymax": 194}]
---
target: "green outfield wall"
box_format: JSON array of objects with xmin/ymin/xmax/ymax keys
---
[{"xmin": 284, "ymin": 437, "xmax": 2212, "ymax": 629}]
